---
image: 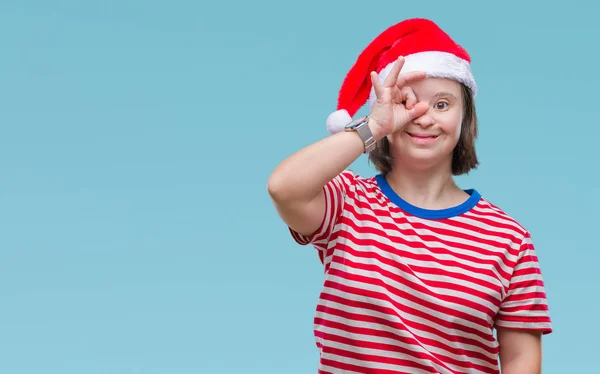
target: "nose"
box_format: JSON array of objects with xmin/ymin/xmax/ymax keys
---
[{"xmin": 412, "ymin": 110, "xmax": 435, "ymax": 127}]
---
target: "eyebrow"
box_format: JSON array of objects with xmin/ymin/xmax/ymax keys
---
[{"xmin": 432, "ymin": 92, "xmax": 460, "ymax": 101}]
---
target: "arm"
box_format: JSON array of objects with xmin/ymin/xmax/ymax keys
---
[
  {"xmin": 495, "ymin": 231, "xmax": 553, "ymax": 373},
  {"xmin": 267, "ymin": 56, "xmax": 428, "ymax": 237},
  {"xmin": 267, "ymin": 130, "xmax": 367, "ymax": 236},
  {"xmin": 497, "ymin": 328, "xmax": 542, "ymax": 374}
]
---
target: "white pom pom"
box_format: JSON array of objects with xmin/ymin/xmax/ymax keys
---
[{"xmin": 326, "ymin": 109, "xmax": 352, "ymax": 134}]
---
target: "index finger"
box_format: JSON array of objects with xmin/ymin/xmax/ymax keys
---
[
  {"xmin": 396, "ymin": 71, "xmax": 427, "ymax": 88},
  {"xmin": 383, "ymin": 56, "xmax": 405, "ymax": 88}
]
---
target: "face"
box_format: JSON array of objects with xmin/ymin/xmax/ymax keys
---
[{"xmin": 388, "ymin": 77, "xmax": 464, "ymax": 171}]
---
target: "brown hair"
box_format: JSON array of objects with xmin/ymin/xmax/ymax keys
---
[{"xmin": 368, "ymin": 84, "xmax": 479, "ymax": 176}]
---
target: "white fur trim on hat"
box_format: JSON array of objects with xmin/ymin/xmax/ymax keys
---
[
  {"xmin": 367, "ymin": 51, "xmax": 477, "ymax": 113},
  {"xmin": 326, "ymin": 109, "xmax": 352, "ymax": 134}
]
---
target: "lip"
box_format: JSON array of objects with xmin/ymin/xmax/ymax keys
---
[{"xmin": 406, "ymin": 132, "xmax": 439, "ymax": 145}]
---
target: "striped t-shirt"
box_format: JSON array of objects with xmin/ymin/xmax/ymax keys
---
[{"xmin": 289, "ymin": 170, "xmax": 552, "ymax": 374}]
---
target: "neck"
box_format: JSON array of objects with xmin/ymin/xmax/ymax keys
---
[{"xmin": 384, "ymin": 158, "xmax": 467, "ymax": 210}]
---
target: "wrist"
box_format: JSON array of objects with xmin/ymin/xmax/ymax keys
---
[{"xmin": 367, "ymin": 118, "xmax": 388, "ymax": 141}]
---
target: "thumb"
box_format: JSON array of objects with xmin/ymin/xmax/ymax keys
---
[{"xmin": 406, "ymin": 102, "xmax": 429, "ymax": 121}]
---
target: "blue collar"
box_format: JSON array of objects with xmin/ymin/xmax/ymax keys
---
[{"xmin": 375, "ymin": 174, "xmax": 481, "ymax": 219}]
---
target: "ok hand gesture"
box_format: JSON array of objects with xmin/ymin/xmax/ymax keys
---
[{"xmin": 369, "ymin": 56, "xmax": 429, "ymax": 138}]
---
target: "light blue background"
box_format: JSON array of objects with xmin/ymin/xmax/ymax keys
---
[{"xmin": 1, "ymin": 1, "xmax": 598, "ymax": 373}]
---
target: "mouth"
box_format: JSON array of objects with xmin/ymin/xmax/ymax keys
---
[{"xmin": 406, "ymin": 132, "xmax": 439, "ymax": 139}]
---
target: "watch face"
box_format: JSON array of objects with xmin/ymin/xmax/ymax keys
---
[{"xmin": 345, "ymin": 116, "xmax": 368, "ymax": 130}]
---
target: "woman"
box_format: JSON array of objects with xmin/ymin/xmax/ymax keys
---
[{"xmin": 267, "ymin": 18, "xmax": 552, "ymax": 374}]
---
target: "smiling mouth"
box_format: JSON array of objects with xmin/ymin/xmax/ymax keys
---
[{"xmin": 407, "ymin": 132, "xmax": 439, "ymax": 139}]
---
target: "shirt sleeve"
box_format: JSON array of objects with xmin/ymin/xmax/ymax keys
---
[
  {"xmin": 495, "ymin": 231, "xmax": 553, "ymax": 334},
  {"xmin": 288, "ymin": 170, "xmax": 355, "ymax": 261}
]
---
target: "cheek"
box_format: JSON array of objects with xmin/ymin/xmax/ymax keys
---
[
  {"xmin": 444, "ymin": 113, "xmax": 463, "ymax": 141},
  {"xmin": 453, "ymin": 120, "xmax": 462, "ymax": 140}
]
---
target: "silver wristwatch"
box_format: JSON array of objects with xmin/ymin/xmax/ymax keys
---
[{"xmin": 345, "ymin": 116, "xmax": 377, "ymax": 153}]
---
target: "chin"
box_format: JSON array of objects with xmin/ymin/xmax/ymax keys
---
[
  {"xmin": 404, "ymin": 152, "xmax": 443, "ymax": 167},
  {"xmin": 393, "ymin": 146, "xmax": 452, "ymax": 171}
]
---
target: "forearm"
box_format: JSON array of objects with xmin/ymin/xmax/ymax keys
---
[
  {"xmin": 500, "ymin": 356, "xmax": 541, "ymax": 374},
  {"xmin": 267, "ymin": 122, "xmax": 380, "ymax": 203},
  {"xmin": 497, "ymin": 328, "xmax": 542, "ymax": 374},
  {"xmin": 267, "ymin": 57, "xmax": 426, "ymax": 204}
]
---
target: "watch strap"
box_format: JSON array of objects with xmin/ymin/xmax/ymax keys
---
[{"xmin": 345, "ymin": 116, "xmax": 377, "ymax": 153}]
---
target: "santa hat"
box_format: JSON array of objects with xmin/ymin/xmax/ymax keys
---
[{"xmin": 326, "ymin": 18, "xmax": 477, "ymax": 134}]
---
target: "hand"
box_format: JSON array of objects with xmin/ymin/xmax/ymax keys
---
[{"xmin": 368, "ymin": 56, "xmax": 429, "ymax": 139}]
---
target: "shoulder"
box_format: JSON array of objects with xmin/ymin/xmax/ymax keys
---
[
  {"xmin": 466, "ymin": 194, "xmax": 530, "ymax": 242},
  {"xmin": 466, "ymin": 195, "xmax": 542, "ymax": 268},
  {"xmin": 333, "ymin": 169, "xmax": 380, "ymax": 191}
]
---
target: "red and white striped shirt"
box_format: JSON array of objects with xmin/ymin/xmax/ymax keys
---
[{"xmin": 289, "ymin": 170, "xmax": 552, "ymax": 374}]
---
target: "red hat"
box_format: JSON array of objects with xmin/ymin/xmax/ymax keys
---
[{"xmin": 326, "ymin": 18, "xmax": 477, "ymax": 134}]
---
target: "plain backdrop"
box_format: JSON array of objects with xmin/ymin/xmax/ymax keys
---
[{"xmin": 1, "ymin": 1, "xmax": 598, "ymax": 373}]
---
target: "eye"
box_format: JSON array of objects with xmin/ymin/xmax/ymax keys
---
[{"xmin": 434, "ymin": 101, "xmax": 449, "ymax": 110}]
